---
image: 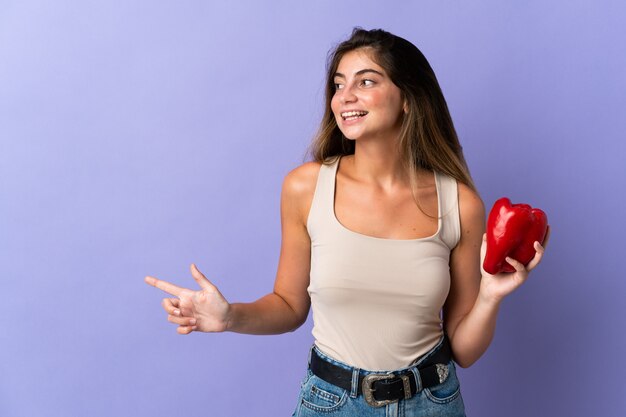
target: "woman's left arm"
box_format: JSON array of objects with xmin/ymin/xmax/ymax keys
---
[{"xmin": 442, "ymin": 184, "xmax": 548, "ymax": 368}]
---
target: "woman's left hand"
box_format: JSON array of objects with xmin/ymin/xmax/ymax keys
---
[{"xmin": 479, "ymin": 226, "xmax": 551, "ymax": 304}]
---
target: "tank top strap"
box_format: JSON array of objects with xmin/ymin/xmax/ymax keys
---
[
  {"xmin": 306, "ymin": 156, "xmax": 340, "ymax": 238},
  {"xmin": 434, "ymin": 171, "xmax": 461, "ymax": 250}
]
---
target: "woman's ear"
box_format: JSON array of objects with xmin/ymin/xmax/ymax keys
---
[{"xmin": 403, "ymin": 100, "xmax": 409, "ymax": 114}]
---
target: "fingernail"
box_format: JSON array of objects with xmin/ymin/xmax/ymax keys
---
[
  {"xmin": 174, "ymin": 309, "xmax": 180, "ymax": 316},
  {"xmin": 189, "ymin": 318, "xmax": 197, "ymax": 325}
]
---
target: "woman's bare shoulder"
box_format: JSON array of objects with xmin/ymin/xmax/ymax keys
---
[
  {"xmin": 283, "ymin": 161, "xmax": 322, "ymax": 196},
  {"xmin": 281, "ymin": 161, "xmax": 323, "ymax": 223},
  {"xmin": 457, "ymin": 182, "xmax": 485, "ymax": 233}
]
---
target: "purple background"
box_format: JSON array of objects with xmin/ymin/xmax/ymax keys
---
[{"xmin": 1, "ymin": 1, "xmax": 625, "ymax": 416}]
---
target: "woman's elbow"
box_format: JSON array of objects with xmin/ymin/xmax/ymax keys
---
[{"xmin": 454, "ymin": 357, "xmax": 476, "ymax": 369}]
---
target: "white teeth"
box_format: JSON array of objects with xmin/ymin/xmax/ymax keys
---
[{"xmin": 341, "ymin": 111, "xmax": 368, "ymax": 119}]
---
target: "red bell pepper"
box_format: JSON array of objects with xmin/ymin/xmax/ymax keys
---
[{"xmin": 483, "ymin": 197, "xmax": 548, "ymax": 275}]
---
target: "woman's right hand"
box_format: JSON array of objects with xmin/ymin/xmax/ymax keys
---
[{"xmin": 145, "ymin": 264, "xmax": 231, "ymax": 335}]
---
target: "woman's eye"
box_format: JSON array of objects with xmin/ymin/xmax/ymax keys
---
[
  {"xmin": 362, "ymin": 79, "xmax": 375, "ymax": 86},
  {"xmin": 333, "ymin": 83, "xmax": 344, "ymax": 90}
]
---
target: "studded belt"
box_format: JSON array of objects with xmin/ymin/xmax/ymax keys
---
[{"xmin": 309, "ymin": 336, "xmax": 452, "ymax": 407}]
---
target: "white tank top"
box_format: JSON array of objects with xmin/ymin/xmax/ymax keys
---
[{"xmin": 306, "ymin": 155, "xmax": 461, "ymax": 371}]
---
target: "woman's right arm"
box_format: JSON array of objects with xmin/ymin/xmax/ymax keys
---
[
  {"xmin": 225, "ymin": 163, "xmax": 317, "ymax": 334},
  {"xmin": 145, "ymin": 163, "xmax": 318, "ymax": 336}
]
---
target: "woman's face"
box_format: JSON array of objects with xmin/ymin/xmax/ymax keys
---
[{"xmin": 331, "ymin": 48, "xmax": 406, "ymax": 142}]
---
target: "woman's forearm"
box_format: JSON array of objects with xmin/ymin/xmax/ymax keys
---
[
  {"xmin": 226, "ymin": 293, "xmax": 307, "ymax": 335},
  {"xmin": 449, "ymin": 289, "xmax": 502, "ymax": 368}
]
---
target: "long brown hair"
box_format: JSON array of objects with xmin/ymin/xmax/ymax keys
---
[{"xmin": 306, "ymin": 28, "xmax": 477, "ymax": 199}]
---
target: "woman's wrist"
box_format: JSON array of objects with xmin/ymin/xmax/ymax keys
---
[
  {"xmin": 477, "ymin": 280, "xmax": 504, "ymax": 309},
  {"xmin": 224, "ymin": 303, "xmax": 237, "ymax": 332}
]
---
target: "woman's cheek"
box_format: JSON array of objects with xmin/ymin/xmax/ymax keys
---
[{"xmin": 330, "ymin": 97, "xmax": 340, "ymax": 116}]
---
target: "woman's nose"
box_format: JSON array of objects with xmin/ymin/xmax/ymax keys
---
[{"xmin": 339, "ymin": 87, "xmax": 357, "ymax": 104}]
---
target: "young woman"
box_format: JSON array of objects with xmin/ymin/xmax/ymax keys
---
[{"xmin": 145, "ymin": 28, "xmax": 549, "ymax": 416}]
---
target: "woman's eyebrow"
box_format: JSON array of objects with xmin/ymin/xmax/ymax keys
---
[{"xmin": 333, "ymin": 69, "xmax": 384, "ymax": 79}]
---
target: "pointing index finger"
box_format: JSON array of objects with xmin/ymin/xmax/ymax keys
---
[{"xmin": 144, "ymin": 276, "xmax": 184, "ymax": 297}]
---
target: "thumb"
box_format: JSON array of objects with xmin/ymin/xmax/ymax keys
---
[{"xmin": 190, "ymin": 263, "xmax": 216, "ymax": 291}]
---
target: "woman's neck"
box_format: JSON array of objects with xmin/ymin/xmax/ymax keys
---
[{"xmin": 347, "ymin": 142, "xmax": 409, "ymax": 189}]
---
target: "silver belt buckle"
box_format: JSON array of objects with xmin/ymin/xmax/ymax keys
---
[{"xmin": 362, "ymin": 373, "xmax": 411, "ymax": 407}]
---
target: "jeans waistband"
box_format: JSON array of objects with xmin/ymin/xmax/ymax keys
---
[{"xmin": 307, "ymin": 335, "xmax": 452, "ymax": 400}]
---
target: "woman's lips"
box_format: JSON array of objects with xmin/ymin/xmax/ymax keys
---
[{"xmin": 340, "ymin": 110, "xmax": 368, "ymax": 123}]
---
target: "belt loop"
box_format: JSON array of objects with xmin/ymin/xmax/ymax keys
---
[
  {"xmin": 410, "ymin": 367, "xmax": 422, "ymax": 392},
  {"xmin": 350, "ymin": 368, "xmax": 360, "ymax": 398}
]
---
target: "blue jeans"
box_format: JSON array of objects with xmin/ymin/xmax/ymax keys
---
[{"xmin": 291, "ymin": 338, "xmax": 466, "ymax": 417}]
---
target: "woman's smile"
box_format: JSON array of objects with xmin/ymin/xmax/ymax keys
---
[{"xmin": 340, "ymin": 110, "xmax": 369, "ymax": 122}]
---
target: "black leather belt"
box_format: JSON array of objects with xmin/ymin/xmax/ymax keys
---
[{"xmin": 309, "ymin": 336, "xmax": 452, "ymax": 407}]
